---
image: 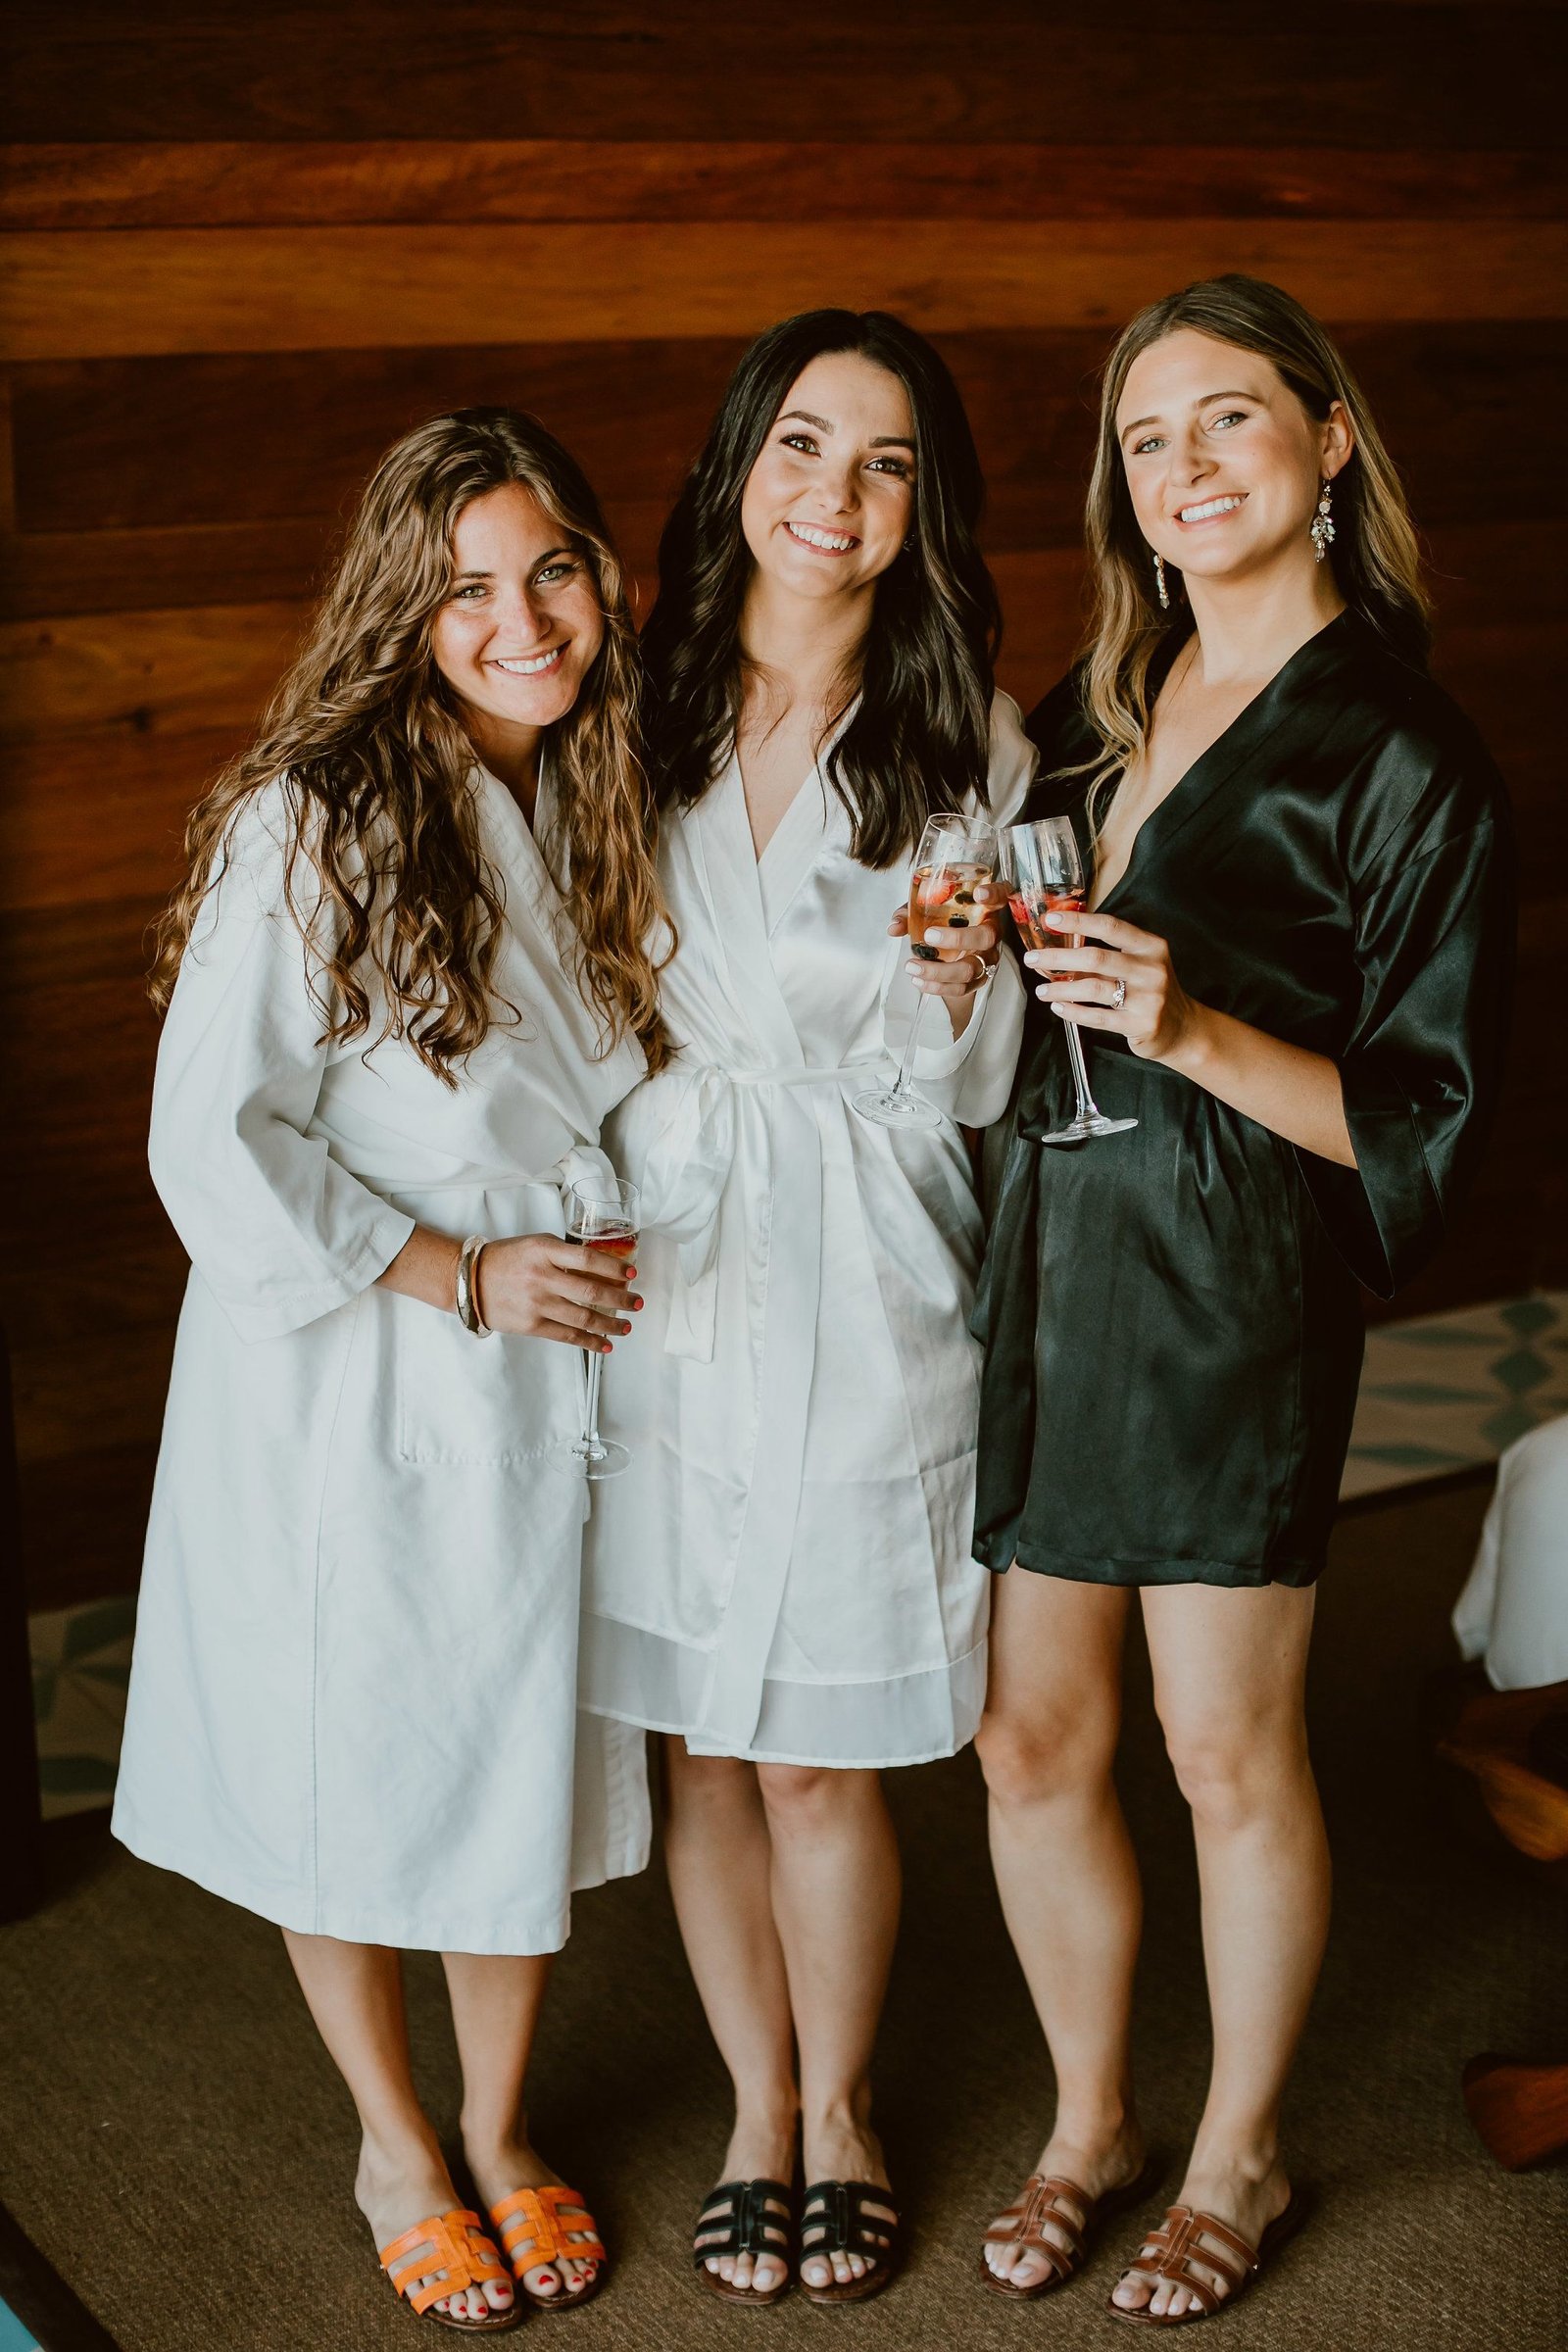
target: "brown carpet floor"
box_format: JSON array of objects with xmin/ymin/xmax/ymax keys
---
[{"xmin": 3, "ymin": 1483, "xmax": 1565, "ymax": 2352}]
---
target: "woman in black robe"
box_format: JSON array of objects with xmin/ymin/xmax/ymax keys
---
[{"xmin": 971, "ymin": 277, "xmax": 1512, "ymax": 2327}]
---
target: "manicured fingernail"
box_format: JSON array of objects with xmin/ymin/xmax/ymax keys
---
[{"xmin": 631, "ymin": 1297, "xmax": 644, "ymax": 1309}]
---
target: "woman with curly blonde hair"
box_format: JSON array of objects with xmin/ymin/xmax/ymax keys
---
[{"xmin": 115, "ymin": 409, "xmax": 667, "ymax": 2332}]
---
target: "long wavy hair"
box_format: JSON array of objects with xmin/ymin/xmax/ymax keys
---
[
  {"xmin": 150, "ymin": 408, "xmax": 670, "ymax": 1079},
  {"xmin": 641, "ymin": 309, "xmax": 1001, "ymax": 867},
  {"xmin": 1075, "ymin": 273, "xmax": 1432, "ymax": 792}
]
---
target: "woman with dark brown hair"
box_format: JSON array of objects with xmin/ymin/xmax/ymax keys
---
[
  {"xmin": 579, "ymin": 309, "xmax": 1032, "ymax": 2306},
  {"xmin": 114, "ymin": 409, "xmax": 667, "ymax": 2332},
  {"xmin": 970, "ymin": 277, "xmax": 1512, "ymax": 2325}
]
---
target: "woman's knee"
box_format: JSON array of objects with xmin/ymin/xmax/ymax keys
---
[
  {"xmin": 1159, "ymin": 1708, "xmax": 1308, "ymax": 1829},
  {"xmin": 974, "ymin": 1701, "xmax": 1116, "ymax": 1808},
  {"xmin": 756, "ymin": 1760, "xmax": 865, "ymax": 1831},
  {"xmin": 662, "ymin": 1741, "xmax": 759, "ymax": 1814}
]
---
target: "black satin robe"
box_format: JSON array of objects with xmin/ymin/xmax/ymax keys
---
[{"xmin": 972, "ymin": 614, "xmax": 1514, "ymax": 1588}]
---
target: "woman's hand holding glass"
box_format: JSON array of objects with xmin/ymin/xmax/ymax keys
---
[
  {"xmin": 1024, "ymin": 905, "xmax": 1200, "ymax": 1065},
  {"xmin": 887, "ymin": 878, "xmax": 1007, "ymax": 1023},
  {"xmin": 475, "ymin": 1233, "xmax": 639, "ymax": 1350}
]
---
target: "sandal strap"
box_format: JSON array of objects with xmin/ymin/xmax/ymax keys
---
[
  {"xmin": 693, "ymin": 2179, "xmax": 793, "ymax": 2266},
  {"xmin": 799, "ymin": 2179, "xmax": 899, "ymax": 2261},
  {"xmin": 490, "ymin": 2183, "xmax": 605, "ymax": 2272},
  {"xmin": 379, "ymin": 2208, "xmax": 508, "ymax": 2317},
  {"xmin": 982, "ymin": 2173, "xmax": 1087, "ymax": 2276},
  {"xmin": 1129, "ymin": 2205, "xmax": 1257, "ymax": 2308}
]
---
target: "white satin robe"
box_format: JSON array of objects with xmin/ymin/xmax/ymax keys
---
[
  {"xmin": 113, "ymin": 771, "xmax": 652, "ymax": 1955},
  {"xmin": 579, "ymin": 698, "xmax": 1035, "ymax": 1765}
]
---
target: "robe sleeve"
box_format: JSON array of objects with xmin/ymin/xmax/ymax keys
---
[
  {"xmin": 1294, "ymin": 758, "xmax": 1514, "ymax": 1298},
  {"xmin": 904, "ymin": 691, "xmax": 1038, "ymax": 1120},
  {"xmin": 147, "ymin": 784, "xmax": 416, "ymax": 1344}
]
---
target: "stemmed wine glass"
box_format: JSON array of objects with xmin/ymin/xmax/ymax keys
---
[
  {"xmin": 854, "ymin": 811, "xmax": 998, "ymax": 1129},
  {"xmin": 546, "ymin": 1175, "xmax": 640, "ymax": 1480},
  {"xmin": 1001, "ymin": 816, "xmax": 1138, "ymax": 1144}
]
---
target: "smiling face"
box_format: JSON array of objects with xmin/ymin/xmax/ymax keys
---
[
  {"xmin": 429, "ymin": 480, "xmax": 605, "ymax": 753},
  {"xmin": 738, "ymin": 350, "xmax": 917, "ymax": 604},
  {"xmin": 1115, "ymin": 327, "xmax": 1352, "ymax": 589}
]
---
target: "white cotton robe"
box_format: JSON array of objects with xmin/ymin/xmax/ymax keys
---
[
  {"xmin": 113, "ymin": 771, "xmax": 652, "ymax": 1955},
  {"xmin": 1452, "ymin": 1414, "xmax": 1568, "ymax": 1691},
  {"xmin": 579, "ymin": 697, "xmax": 1035, "ymax": 1766}
]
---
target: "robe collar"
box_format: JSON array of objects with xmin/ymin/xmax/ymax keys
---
[{"xmin": 1102, "ymin": 611, "xmax": 1358, "ymax": 909}]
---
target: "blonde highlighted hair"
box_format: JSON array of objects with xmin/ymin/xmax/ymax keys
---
[
  {"xmin": 150, "ymin": 407, "xmax": 670, "ymax": 1078},
  {"xmin": 1075, "ymin": 274, "xmax": 1432, "ymax": 791}
]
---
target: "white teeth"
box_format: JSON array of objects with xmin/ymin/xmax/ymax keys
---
[
  {"xmin": 787, "ymin": 521, "xmax": 857, "ymax": 552},
  {"xmin": 1178, "ymin": 496, "xmax": 1245, "ymax": 523},
  {"xmin": 494, "ymin": 648, "xmax": 564, "ymax": 674}
]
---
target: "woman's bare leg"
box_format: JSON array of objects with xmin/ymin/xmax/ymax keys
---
[
  {"xmin": 442, "ymin": 1950, "xmax": 599, "ymax": 2302},
  {"xmin": 756, "ymin": 1763, "xmax": 902, "ymax": 2291},
  {"xmin": 662, "ymin": 1740, "xmax": 799, "ymax": 2296},
  {"xmin": 282, "ymin": 1931, "xmax": 514, "ymax": 2326},
  {"xmin": 1111, "ymin": 1581, "xmax": 1326, "ymax": 2320},
  {"xmin": 973, "ymin": 1573, "xmax": 1144, "ymax": 2288}
]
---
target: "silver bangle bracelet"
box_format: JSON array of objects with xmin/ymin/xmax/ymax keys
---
[{"xmin": 455, "ymin": 1233, "xmax": 494, "ymax": 1337}]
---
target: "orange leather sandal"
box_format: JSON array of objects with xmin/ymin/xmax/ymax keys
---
[
  {"xmin": 378, "ymin": 2208, "xmax": 520, "ymax": 2334},
  {"xmin": 1106, "ymin": 2189, "xmax": 1311, "ymax": 2328},
  {"xmin": 489, "ymin": 2183, "xmax": 609, "ymax": 2313}
]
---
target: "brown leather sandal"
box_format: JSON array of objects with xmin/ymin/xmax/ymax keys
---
[
  {"xmin": 378, "ymin": 2208, "xmax": 521, "ymax": 2333},
  {"xmin": 1106, "ymin": 2189, "xmax": 1311, "ymax": 2328},
  {"xmin": 489, "ymin": 2183, "xmax": 608, "ymax": 2313},
  {"xmin": 980, "ymin": 2159, "xmax": 1161, "ymax": 2298}
]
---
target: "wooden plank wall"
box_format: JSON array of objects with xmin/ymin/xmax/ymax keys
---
[{"xmin": 3, "ymin": 4, "xmax": 1566, "ymax": 1610}]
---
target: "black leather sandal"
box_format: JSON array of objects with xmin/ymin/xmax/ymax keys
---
[
  {"xmin": 798, "ymin": 2179, "xmax": 901, "ymax": 2305},
  {"xmin": 692, "ymin": 2179, "xmax": 794, "ymax": 2305}
]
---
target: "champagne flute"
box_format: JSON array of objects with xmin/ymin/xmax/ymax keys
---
[
  {"xmin": 1001, "ymin": 816, "xmax": 1138, "ymax": 1144},
  {"xmin": 854, "ymin": 811, "xmax": 998, "ymax": 1129},
  {"xmin": 545, "ymin": 1176, "xmax": 640, "ymax": 1480}
]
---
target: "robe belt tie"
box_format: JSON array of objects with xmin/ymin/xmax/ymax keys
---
[{"xmin": 644, "ymin": 1061, "xmax": 882, "ymax": 1362}]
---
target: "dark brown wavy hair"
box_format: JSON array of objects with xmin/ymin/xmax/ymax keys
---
[
  {"xmin": 641, "ymin": 309, "xmax": 1001, "ymax": 867},
  {"xmin": 150, "ymin": 407, "xmax": 669, "ymax": 1079},
  {"xmin": 1075, "ymin": 274, "xmax": 1432, "ymax": 792}
]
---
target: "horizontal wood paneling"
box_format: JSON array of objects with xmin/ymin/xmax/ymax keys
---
[
  {"xmin": 7, "ymin": 220, "xmax": 1566, "ymax": 361},
  {"xmin": 12, "ymin": 1325, "xmax": 172, "ymax": 1463},
  {"xmin": 5, "ymin": 8, "xmax": 1564, "ymax": 1610},
  {"xmin": 3, "ymin": 5, "xmax": 1556, "ymax": 147},
  {"xmin": 8, "ymin": 339, "xmax": 749, "ymax": 532},
  {"xmin": 0, "ymin": 603, "xmax": 302, "ymax": 743},
  {"xmin": 17, "ymin": 1447, "xmax": 157, "ymax": 1611},
  {"xmin": 11, "ymin": 324, "xmax": 1564, "ymax": 562},
  {"xmin": 0, "ymin": 519, "xmax": 341, "ymax": 625},
  {"xmin": 8, "ymin": 141, "xmax": 1567, "ymax": 228},
  {"xmin": 3, "ymin": 590, "xmax": 1560, "ymax": 906},
  {"xmin": 0, "ymin": 736, "xmax": 236, "ymax": 908}
]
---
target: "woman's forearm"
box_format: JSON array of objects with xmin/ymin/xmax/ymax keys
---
[
  {"xmin": 1163, "ymin": 1004, "xmax": 1356, "ymax": 1167},
  {"xmin": 376, "ymin": 1223, "xmax": 462, "ymax": 1312}
]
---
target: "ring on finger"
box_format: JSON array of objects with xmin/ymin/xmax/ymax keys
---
[{"xmin": 1110, "ymin": 976, "xmax": 1126, "ymax": 1009}]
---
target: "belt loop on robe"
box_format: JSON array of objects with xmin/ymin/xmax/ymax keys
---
[{"xmin": 644, "ymin": 1061, "xmax": 883, "ymax": 1363}]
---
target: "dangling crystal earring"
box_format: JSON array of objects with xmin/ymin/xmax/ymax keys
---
[
  {"xmin": 1310, "ymin": 479, "xmax": 1336, "ymax": 563},
  {"xmin": 1152, "ymin": 551, "xmax": 1170, "ymax": 611}
]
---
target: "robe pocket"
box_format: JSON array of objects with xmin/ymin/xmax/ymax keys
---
[{"xmin": 390, "ymin": 1293, "xmax": 567, "ymax": 1468}]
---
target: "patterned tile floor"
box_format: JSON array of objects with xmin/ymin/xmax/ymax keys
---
[
  {"xmin": 1343, "ymin": 1289, "xmax": 1568, "ymax": 1499},
  {"xmin": 0, "ymin": 2299, "xmax": 42, "ymax": 2352},
  {"xmin": 25, "ymin": 1292, "xmax": 1568, "ymax": 1821}
]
